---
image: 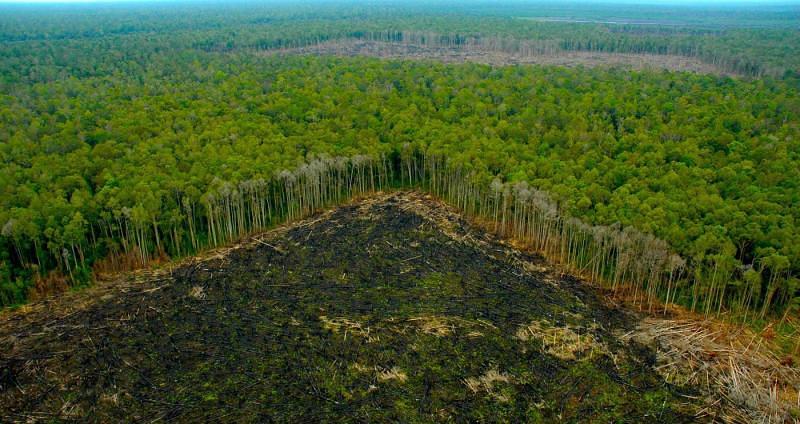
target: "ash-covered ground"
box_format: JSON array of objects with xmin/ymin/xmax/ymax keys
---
[{"xmin": 0, "ymin": 192, "xmax": 702, "ymax": 422}]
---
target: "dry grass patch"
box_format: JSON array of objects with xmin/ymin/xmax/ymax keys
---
[
  {"xmin": 377, "ymin": 366, "xmax": 408, "ymax": 383},
  {"xmin": 408, "ymin": 315, "xmax": 455, "ymax": 337},
  {"xmin": 350, "ymin": 362, "xmax": 372, "ymax": 374},
  {"xmin": 464, "ymin": 368, "xmax": 512, "ymax": 402},
  {"xmin": 407, "ymin": 315, "xmax": 496, "ymax": 338},
  {"xmin": 515, "ymin": 319, "xmax": 606, "ymax": 361},
  {"xmin": 319, "ymin": 316, "xmax": 379, "ymax": 343},
  {"xmin": 352, "ymin": 363, "xmax": 409, "ymax": 384},
  {"xmin": 188, "ymin": 286, "xmax": 205, "ymax": 300}
]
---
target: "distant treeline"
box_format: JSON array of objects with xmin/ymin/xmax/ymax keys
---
[
  {"xmin": 189, "ymin": 23, "xmax": 799, "ymax": 78},
  {"xmin": 1, "ymin": 3, "xmax": 799, "ymax": 86}
]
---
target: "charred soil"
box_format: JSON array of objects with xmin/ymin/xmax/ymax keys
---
[{"xmin": 0, "ymin": 192, "xmax": 703, "ymax": 422}]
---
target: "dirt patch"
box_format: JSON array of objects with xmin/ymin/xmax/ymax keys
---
[
  {"xmin": 270, "ymin": 39, "xmax": 734, "ymax": 76},
  {"xmin": 0, "ymin": 191, "xmax": 704, "ymax": 422}
]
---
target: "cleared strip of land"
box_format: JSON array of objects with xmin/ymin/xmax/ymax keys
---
[
  {"xmin": 1, "ymin": 192, "xmax": 796, "ymax": 422},
  {"xmin": 269, "ymin": 39, "xmax": 735, "ymax": 75}
]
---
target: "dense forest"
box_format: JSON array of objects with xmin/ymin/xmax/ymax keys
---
[{"xmin": 1, "ymin": 2, "xmax": 799, "ymax": 331}]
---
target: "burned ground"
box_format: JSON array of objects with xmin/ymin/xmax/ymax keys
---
[{"xmin": 0, "ymin": 192, "xmax": 703, "ymax": 422}]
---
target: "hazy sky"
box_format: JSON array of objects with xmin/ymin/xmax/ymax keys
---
[
  {"xmin": 0, "ymin": 0, "xmax": 798, "ymax": 4},
  {"xmin": 0, "ymin": 0, "xmax": 797, "ymax": 3}
]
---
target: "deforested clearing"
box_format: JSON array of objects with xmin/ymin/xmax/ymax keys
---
[
  {"xmin": 2, "ymin": 192, "xmax": 796, "ymax": 422},
  {"xmin": 275, "ymin": 39, "xmax": 731, "ymax": 76}
]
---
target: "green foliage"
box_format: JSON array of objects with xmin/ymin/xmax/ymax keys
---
[
  {"xmin": 0, "ymin": 276, "xmax": 29, "ymax": 308},
  {"xmin": 0, "ymin": 3, "xmax": 798, "ymax": 320}
]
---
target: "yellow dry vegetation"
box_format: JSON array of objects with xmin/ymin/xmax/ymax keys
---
[
  {"xmin": 319, "ymin": 316, "xmax": 379, "ymax": 343},
  {"xmin": 515, "ymin": 319, "xmax": 607, "ymax": 361},
  {"xmin": 464, "ymin": 368, "xmax": 512, "ymax": 402},
  {"xmin": 377, "ymin": 366, "xmax": 408, "ymax": 383}
]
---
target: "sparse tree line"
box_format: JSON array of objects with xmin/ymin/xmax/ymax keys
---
[
  {"xmin": 202, "ymin": 154, "xmax": 389, "ymax": 247},
  {"xmin": 3, "ymin": 146, "xmax": 795, "ymax": 326},
  {"xmin": 400, "ymin": 152, "xmax": 796, "ymax": 322},
  {"xmin": 0, "ymin": 154, "xmax": 391, "ymax": 305}
]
